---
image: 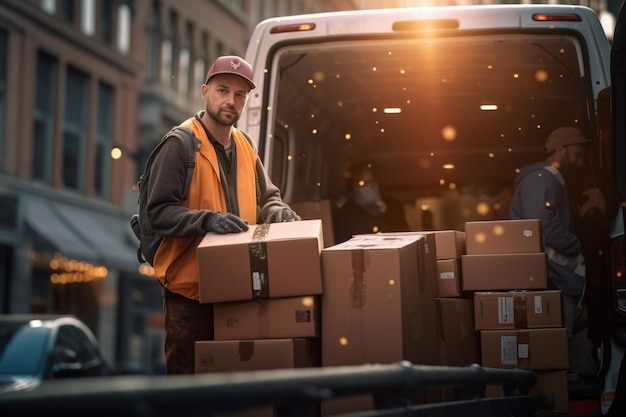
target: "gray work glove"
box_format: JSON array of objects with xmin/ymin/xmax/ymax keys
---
[
  {"xmin": 266, "ymin": 207, "xmax": 301, "ymax": 223},
  {"xmin": 204, "ymin": 212, "xmax": 249, "ymax": 234}
]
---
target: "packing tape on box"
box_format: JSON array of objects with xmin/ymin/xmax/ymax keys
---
[
  {"xmin": 513, "ymin": 294, "xmax": 529, "ymax": 328},
  {"xmin": 351, "ymin": 249, "xmax": 368, "ymax": 308},
  {"xmin": 239, "ymin": 340, "xmax": 255, "ymax": 361},
  {"xmin": 250, "ymin": 224, "xmax": 271, "ymax": 299}
]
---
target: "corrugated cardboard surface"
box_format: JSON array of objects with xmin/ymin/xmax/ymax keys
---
[
  {"xmin": 290, "ymin": 200, "xmax": 335, "ymax": 248},
  {"xmin": 474, "ymin": 290, "xmax": 562, "ymax": 330},
  {"xmin": 214, "ymin": 296, "xmax": 320, "ymax": 340},
  {"xmin": 197, "ymin": 219, "xmax": 323, "ymax": 303},
  {"xmin": 194, "ymin": 338, "xmax": 318, "ymax": 373},
  {"xmin": 486, "ymin": 370, "xmax": 569, "ymax": 413},
  {"xmin": 436, "ymin": 298, "xmax": 480, "ymax": 366},
  {"xmin": 321, "ymin": 233, "xmax": 439, "ymax": 368},
  {"xmin": 425, "ymin": 230, "xmax": 466, "ymax": 260},
  {"xmin": 465, "ymin": 219, "xmax": 543, "ymax": 255},
  {"xmin": 437, "ymin": 259, "xmax": 462, "ymax": 297},
  {"xmin": 480, "ymin": 328, "xmax": 568, "ymax": 370},
  {"xmin": 461, "ymin": 253, "xmax": 547, "ymax": 291}
]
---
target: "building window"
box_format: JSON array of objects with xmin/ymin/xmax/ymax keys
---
[
  {"xmin": 0, "ymin": 31, "xmax": 6, "ymax": 172},
  {"xmin": 95, "ymin": 82, "xmax": 114, "ymax": 198},
  {"xmin": 194, "ymin": 32, "xmax": 208, "ymax": 88},
  {"xmin": 99, "ymin": 0, "xmax": 115, "ymax": 45},
  {"xmin": 33, "ymin": 51, "xmax": 58, "ymax": 183},
  {"xmin": 60, "ymin": 0, "xmax": 77, "ymax": 25},
  {"xmin": 80, "ymin": 0, "xmax": 95, "ymax": 36},
  {"xmin": 161, "ymin": 11, "xmax": 178, "ymax": 88},
  {"xmin": 178, "ymin": 23, "xmax": 192, "ymax": 96},
  {"xmin": 41, "ymin": 0, "xmax": 56, "ymax": 14},
  {"xmin": 117, "ymin": 1, "xmax": 132, "ymax": 55},
  {"xmin": 146, "ymin": 0, "xmax": 160, "ymax": 81},
  {"xmin": 62, "ymin": 66, "xmax": 88, "ymax": 191}
]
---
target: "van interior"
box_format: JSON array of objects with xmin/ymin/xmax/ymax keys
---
[{"xmin": 261, "ymin": 32, "xmax": 600, "ymax": 238}]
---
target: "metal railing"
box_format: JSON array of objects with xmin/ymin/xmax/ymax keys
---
[{"xmin": 0, "ymin": 362, "xmax": 552, "ymax": 417}]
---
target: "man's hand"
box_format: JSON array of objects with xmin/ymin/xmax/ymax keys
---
[
  {"xmin": 205, "ymin": 212, "xmax": 249, "ymax": 234},
  {"xmin": 266, "ymin": 207, "xmax": 301, "ymax": 223},
  {"xmin": 579, "ymin": 188, "xmax": 606, "ymax": 218}
]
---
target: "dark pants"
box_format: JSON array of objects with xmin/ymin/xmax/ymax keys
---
[{"xmin": 163, "ymin": 288, "xmax": 214, "ymax": 375}]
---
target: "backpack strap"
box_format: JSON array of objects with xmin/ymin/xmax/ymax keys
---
[{"xmin": 166, "ymin": 126, "xmax": 197, "ymax": 200}]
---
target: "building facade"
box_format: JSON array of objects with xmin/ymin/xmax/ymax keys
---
[{"xmin": 0, "ymin": 0, "xmax": 619, "ymax": 374}]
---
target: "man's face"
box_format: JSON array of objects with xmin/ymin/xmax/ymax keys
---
[
  {"xmin": 558, "ymin": 143, "xmax": 587, "ymax": 181},
  {"xmin": 203, "ymin": 74, "xmax": 249, "ymax": 127}
]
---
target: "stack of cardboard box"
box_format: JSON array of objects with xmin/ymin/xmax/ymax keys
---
[
  {"xmin": 462, "ymin": 219, "xmax": 570, "ymax": 413},
  {"xmin": 194, "ymin": 219, "xmax": 325, "ymax": 376},
  {"xmin": 426, "ymin": 230, "xmax": 481, "ymax": 369}
]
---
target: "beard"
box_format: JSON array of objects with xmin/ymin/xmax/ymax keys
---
[{"xmin": 206, "ymin": 103, "xmax": 240, "ymax": 127}]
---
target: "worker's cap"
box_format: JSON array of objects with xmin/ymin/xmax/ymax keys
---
[
  {"xmin": 204, "ymin": 55, "xmax": 255, "ymax": 90},
  {"xmin": 544, "ymin": 127, "xmax": 591, "ymax": 154}
]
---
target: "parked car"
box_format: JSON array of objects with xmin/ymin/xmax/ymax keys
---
[{"xmin": 0, "ymin": 314, "xmax": 111, "ymax": 393}]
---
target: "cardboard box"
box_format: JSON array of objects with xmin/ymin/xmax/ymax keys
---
[
  {"xmin": 474, "ymin": 290, "xmax": 562, "ymax": 330},
  {"xmin": 462, "ymin": 253, "xmax": 547, "ymax": 292},
  {"xmin": 465, "ymin": 219, "xmax": 543, "ymax": 255},
  {"xmin": 486, "ymin": 370, "xmax": 569, "ymax": 413},
  {"xmin": 436, "ymin": 298, "xmax": 480, "ymax": 366},
  {"xmin": 480, "ymin": 328, "xmax": 568, "ymax": 370},
  {"xmin": 290, "ymin": 200, "xmax": 335, "ymax": 248},
  {"xmin": 321, "ymin": 234, "xmax": 439, "ymax": 367},
  {"xmin": 214, "ymin": 296, "xmax": 320, "ymax": 340},
  {"xmin": 425, "ymin": 230, "xmax": 466, "ymax": 259},
  {"xmin": 195, "ymin": 338, "xmax": 318, "ymax": 373},
  {"xmin": 437, "ymin": 259, "xmax": 462, "ymax": 298},
  {"xmin": 197, "ymin": 220, "xmax": 323, "ymax": 303}
]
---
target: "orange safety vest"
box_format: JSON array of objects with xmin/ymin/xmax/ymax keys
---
[{"xmin": 153, "ymin": 117, "xmax": 258, "ymax": 300}]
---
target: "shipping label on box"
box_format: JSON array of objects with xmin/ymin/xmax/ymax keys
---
[
  {"xmin": 197, "ymin": 220, "xmax": 323, "ymax": 303},
  {"xmin": 437, "ymin": 259, "xmax": 462, "ymax": 297},
  {"xmin": 214, "ymin": 296, "xmax": 320, "ymax": 340},
  {"xmin": 462, "ymin": 253, "xmax": 547, "ymax": 292},
  {"xmin": 474, "ymin": 290, "xmax": 562, "ymax": 330},
  {"xmin": 465, "ymin": 219, "xmax": 543, "ymax": 255},
  {"xmin": 480, "ymin": 328, "xmax": 568, "ymax": 370}
]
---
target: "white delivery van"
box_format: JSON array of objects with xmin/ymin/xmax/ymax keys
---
[{"xmin": 241, "ymin": 4, "xmax": 626, "ymax": 415}]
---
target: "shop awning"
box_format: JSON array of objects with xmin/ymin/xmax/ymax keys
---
[{"xmin": 23, "ymin": 196, "xmax": 139, "ymax": 271}]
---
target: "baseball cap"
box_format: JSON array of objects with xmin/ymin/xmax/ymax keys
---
[
  {"xmin": 544, "ymin": 127, "xmax": 591, "ymax": 154},
  {"xmin": 204, "ymin": 55, "xmax": 255, "ymax": 89}
]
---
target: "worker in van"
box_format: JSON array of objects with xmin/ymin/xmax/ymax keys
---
[
  {"xmin": 509, "ymin": 126, "xmax": 608, "ymax": 377},
  {"xmin": 334, "ymin": 162, "xmax": 408, "ymax": 243},
  {"xmin": 146, "ymin": 55, "xmax": 300, "ymax": 375}
]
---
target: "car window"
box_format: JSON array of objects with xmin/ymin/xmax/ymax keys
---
[
  {"xmin": 0, "ymin": 322, "xmax": 49, "ymax": 376},
  {"xmin": 54, "ymin": 324, "xmax": 107, "ymax": 376}
]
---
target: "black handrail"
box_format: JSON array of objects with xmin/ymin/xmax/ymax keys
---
[{"xmin": 0, "ymin": 362, "xmax": 552, "ymax": 417}]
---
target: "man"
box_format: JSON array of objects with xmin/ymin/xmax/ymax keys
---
[
  {"xmin": 510, "ymin": 126, "xmax": 605, "ymax": 376},
  {"xmin": 334, "ymin": 162, "xmax": 408, "ymax": 243},
  {"xmin": 146, "ymin": 55, "xmax": 300, "ymax": 375}
]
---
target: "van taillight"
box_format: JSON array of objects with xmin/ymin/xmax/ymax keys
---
[
  {"xmin": 532, "ymin": 13, "xmax": 582, "ymax": 22},
  {"xmin": 270, "ymin": 23, "xmax": 316, "ymax": 34},
  {"xmin": 611, "ymin": 236, "xmax": 626, "ymax": 315}
]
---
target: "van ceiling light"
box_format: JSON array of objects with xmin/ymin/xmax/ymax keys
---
[
  {"xmin": 270, "ymin": 23, "xmax": 316, "ymax": 34},
  {"xmin": 532, "ymin": 13, "xmax": 582, "ymax": 22},
  {"xmin": 392, "ymin": 19, "xmax": 459, "ymax": 31},
  {"xmin": 480, "ymin": 104, "xmax": 498, "ymax": 111},
  {"xmin": 383, "ymin": 107, "xmax": 401, "ymax": 114}
]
